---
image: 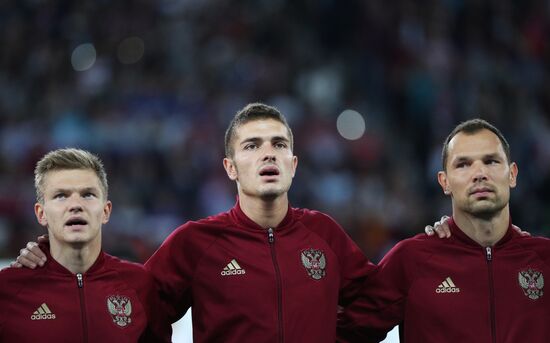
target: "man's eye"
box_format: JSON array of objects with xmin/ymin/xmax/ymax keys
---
[
  {"xmin": 486, "ymin": 159, "xmax": 499, "ymax": 165},
  {"xmin": 83, "ymin": 193, "xmax": 96, "ymax": 198},
  {"xmin": 244, "ymin": 144, "xmax": 257, "ymax": 150},
  {"xmin": 54, "ymin": 193, "xmax": 66, "ymax": 199},
  {"xmin": 275, "ymin": 142, "xmax": 287, "ymax": 149}
]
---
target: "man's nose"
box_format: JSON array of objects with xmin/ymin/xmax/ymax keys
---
[
  {"xmin": 262, "ymin": 145, "xmax": 276, "ymax": 161},
  {"xmin": 68, "ymin": 194, "xmax": 84, "ymax": 212},
  {"xmin": 472, "ymin": 162, "xmax": 488, "ymax": 183}
]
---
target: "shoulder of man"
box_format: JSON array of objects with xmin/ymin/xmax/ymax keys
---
[
  {"xmin": 296, "ymin": 208, "xmax": 343, "ymax": 231},
  {"xmin": 0, "ymin": 264, "xmax": 43, "ymax": 287},
  {"xmin": 104, "ymin": 253, "xmax": 149, "ymax": 276},
  {"xmin": 512, "ymin": 232, "xmax": 550, "ymax": 264},
  {"xmin": 157, "ymin": 211, "xmax": 230, "ymax": 251},
  {"xmin": 379, "ymin": 233, "xmax": 439, "ymax": 266}
]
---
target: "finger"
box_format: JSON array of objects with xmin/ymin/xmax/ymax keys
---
[
  {"xmin": 16, "ymin": 255, "xmax": 38, "ymax": 269},
  {"xmin": 433, "ymin": 222, "xmax": 449, "ymax": 238},
  {"xmin": 27, "ymin": 242, "xmax": 47, "ymax": 263},
  {"xmin": 37, "ymin": 234, "xmax": 50, "ymax": 244},
  {"xmin": 424, "ymin": 225, "xmax": 435, "ymax": 236},
  {"xmin": 9, "ymin": 261, "xmax": 22, "ymax": 268},
  {"xmin": 440, "ymin": 215, "xmax": 452, "ymax": 238},
  {"xmin": 18, "ymin": 249, "xmax": 42, "ymax": 267},
  {"xmin": 438, "ymin": 225, "xmax": 451, "ymax": 238},
  {"xmin": 512, "ymin": 225, "xmax": 530, "ymax": 237}
]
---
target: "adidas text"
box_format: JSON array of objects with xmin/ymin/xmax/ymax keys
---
[
  {"xmin": 221, "ymin": 259, "xmax": 246, "ymax": 276},
  {"xmin": 436, "ymin": 287, "xmax": 460, "ymax": 293},
  {"xmin": 221, "ymin": 269, "xmax": 246, "ymax": 276},
  {"xmin": 31, "ymin": 313, "xmax": 56, "ymax": 320}
]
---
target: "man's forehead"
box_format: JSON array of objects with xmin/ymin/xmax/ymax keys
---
[
  {"xmin": 43, "ymin": 169, "xmax": 101, "ymax": 189},
  {"xmin": 448, "ymin": 129, "xmax": 504, "ymax": 158},
  {"xmin": 235, "ymin": 119, "xmax": 290, "ymax": 141}
]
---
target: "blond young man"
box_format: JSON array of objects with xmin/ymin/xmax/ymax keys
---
[{"xmin": 0, "ymin": 149, "xmax": 169, "ymax": 342}]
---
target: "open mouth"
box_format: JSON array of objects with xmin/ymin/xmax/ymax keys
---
[
  {"xmin": 259, "ymin": 166, "xmax": 280, "ymax": 177},
  {"xmin": 65, "ymin": 218, "xmax": 88, "ymax": 227}
]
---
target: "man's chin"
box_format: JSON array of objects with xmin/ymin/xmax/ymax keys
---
[
  {"xmin": 64, "ymin": 236, "xmax": 91, "ymax": 248},
  {"xmin": 468, "ymin": 203, "xmax": 505, "ymax": 219},
  {"xmin": 258, "ymin": 188, "xmax": 284, "ymax": 200}
]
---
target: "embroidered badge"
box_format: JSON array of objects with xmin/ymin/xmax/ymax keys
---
[
  {"xmin": 518, "ymin": 269, "xmax": 544, "ymax": 300},
  {"xmin": 107, "ymin": 295, "xmax": 132, "ymax": 327},
  {"xmin": 301, "ymin": 248, "xmax": 326, "ymax": 280}
]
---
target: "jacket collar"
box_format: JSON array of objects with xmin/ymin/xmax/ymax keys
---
[
  {"xmin": 230, "ymin": 198, "xmax": 294, "ymax": 232},
  {"xmin": 449, "ymin": 216, "xmax": 516, "ymax": 248},
  {"xmin": 44, "ymin": 247, "xmax": 106, "ymax": 275}
]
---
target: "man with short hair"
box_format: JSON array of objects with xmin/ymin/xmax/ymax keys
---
[
  {"xmin": 339, "ymin": 119, "xmax": 550, "ymax": 342},
  {"xmin": 0, "ymin": 148, "xmax": 169, "ymax": 342},
  {"xmin": 145, "ymin": 102, "xmax": 375, "ymax": 342}
]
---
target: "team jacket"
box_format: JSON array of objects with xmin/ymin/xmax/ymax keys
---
[
  {"xmin": 0, "ymin": 251, "xmax": 170, "ymax": 343},
  {"xmin": 145, "ymin": 201, "xmax": 374, "ymax": 343},
  {"xmin": 339, "ymin": 217, "xmax": 550, "ymax": 343}
]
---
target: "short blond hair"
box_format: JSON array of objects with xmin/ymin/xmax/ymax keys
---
[{"xmin": 35, "ymin": 148, "xmax": 108, "ymax": 203}]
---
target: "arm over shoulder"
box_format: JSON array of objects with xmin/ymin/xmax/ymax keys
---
[
  {"xmin": 338, "ymin": 237, "xmax": 422, "ymax": 342},
  {"xmin": 144, "ymin": 220, "xmax": 220, "ymax": 322}
]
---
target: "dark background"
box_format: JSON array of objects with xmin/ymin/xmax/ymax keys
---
[{"xmin": 1, "ymin": 0, "xmax": 550, "ymax": 263}]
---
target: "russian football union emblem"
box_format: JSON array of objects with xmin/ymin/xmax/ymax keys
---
[
  {"xmin": 518, "ymin": 269, "xmax": 544, "ymax": 300},
  {"xmin": 301, "ymin": 248, "xmax": 326, "ymax": 280},
  {"xmin": 107, "ymin": 295, "xmax": 132, "ymax": 327}
]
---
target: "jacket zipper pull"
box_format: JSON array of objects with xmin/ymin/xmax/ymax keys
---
[
  {"xmin": 77, "ymin": 273, "xmax": 83, "ymax": 288},
  {"xmin": 268, "ymin": 228, "xmax": 274, "ymax": 244},
  {"xmin": 485, "ymin": 247, "xmax": 492, "ymax": 261}
]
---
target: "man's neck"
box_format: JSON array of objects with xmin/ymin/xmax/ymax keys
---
[
  {"xmin": 453, "ymin": 206, "xmax": 510, "ymax": 247},
  {"xmin": 49, "ymin": 240, "xmax": 101, "ymax": 274},
  {"xmin": 238, "ymin": 193, "xmax": 289, "ymax": 229}
]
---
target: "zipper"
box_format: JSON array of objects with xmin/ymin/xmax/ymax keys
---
[
  {"xmin": 485, "ymin": 247, "xmax": 496, "ymax": 343},
  {"xmin": 76, "ymin": 273, "xmax": 88, "ymax": 343},
  {"xmin": 268, "ymin": 228, "xmax": 284, "ymax": 343}
]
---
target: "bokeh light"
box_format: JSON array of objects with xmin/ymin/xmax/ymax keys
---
[
  {"xmin": 71, "ymin": 43, "xmax": 97, "ymax": 71},
  {"xmin": 117, "ymin": 37, "xmax": 145, "ymax": 64},
  {"xmin": 336, "ymin": 109, "xmax": 366, "ymax": 140}
]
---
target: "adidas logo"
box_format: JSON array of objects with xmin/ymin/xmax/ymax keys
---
[
  {"xmin": 221, "ymin": 259, "xmax": 246, "ymax": 276},
  {"xmin": 31, "ymin": 303, "xmax": 56, "ymax": 320},
  {"xmin": 436, "ymin": 277, "xmax": 460, "ymax": 293}
]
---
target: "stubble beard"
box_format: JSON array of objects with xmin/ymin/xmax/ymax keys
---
[
  {"xmin": 258, "ymin": 185, "xmax": 285, "ymax": 201},
  {"xmin": 464, "ymin": 195, "xmax": 507, "ymax": 220}
]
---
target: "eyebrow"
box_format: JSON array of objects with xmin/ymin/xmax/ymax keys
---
[
  {"xmin": 452, "ymin": 153, "xmax": 502, "ymax": 164},
  {"xmin": 51, "ymin": 186, "xmax": 100, "ymax": 194},
  {"xmin": 239, "ymin": 135, "xmax": 290, "ymax": 145}
]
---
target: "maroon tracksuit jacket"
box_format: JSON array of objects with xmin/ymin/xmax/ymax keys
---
[
  {"xmin": 0, "ymin": 251, "xmax": 170, "ymax": 342},
  {"xmin": 146, "ymin": 202, "xmax": 374, "ymax": 342},
  {"xmin": 339, "ymin": 218, "xmax": 550, "ymax": 342}
]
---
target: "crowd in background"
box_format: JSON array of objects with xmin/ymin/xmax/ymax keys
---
[{"xmin": 1, "ymin": 0, "xmax": 550, "ymax": 263}]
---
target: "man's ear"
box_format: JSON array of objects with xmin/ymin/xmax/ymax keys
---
[
  {"xmin": 437, "ymin": 171, "xmax": 451, "ymax": 195},
  {"xmin": 223, "ymin": 158, "xmax": 238, "ymax": 181},
  {"xmin": 34, "ymin": 203, "xmax": 48, "ymax": 227},
  {"xmin": 290, "ymin": 155, "xmax": 298, "ymax": 178},
  {"xmin": 509, "ymin": 162, "xmax": 518, "ymax": 188},
  {"xmin": 102, "ymin": 201, "xmax": 112, "ymax": 224}
]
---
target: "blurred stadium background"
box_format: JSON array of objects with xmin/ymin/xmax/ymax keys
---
[{"xmin": 2, "ymin": 1, "xmax": 550, "ymax": 341}]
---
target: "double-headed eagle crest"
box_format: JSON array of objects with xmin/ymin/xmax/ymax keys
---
[
  {"xmin": 107, "ymin": 295, "xmax": 132, "ymax": 327},
  {"xmin": 518, "ymin": 269, "xmax": 544, "ymax": 300},
  {"xmin": 301, "ymin": 248, "xmax": 327, "ymax": 280}
]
